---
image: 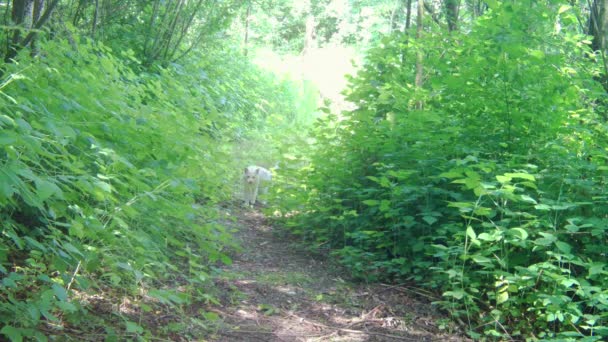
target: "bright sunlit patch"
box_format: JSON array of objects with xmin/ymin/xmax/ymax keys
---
[
  {"xmin": 235, "ymin": 308, "xmax": 259, "ymax": 320},
  {"xmin": 274, "ymin": 285, "xmax": 297, "ymax": 295},
  {"xmin": 252, "ymin": 44, "xmax": 359, "ymax": 113}
]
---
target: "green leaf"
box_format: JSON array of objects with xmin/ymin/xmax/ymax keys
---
[
  {"xmin": 472, "ymin": 255, "xmax": 492, "ymax": 265},
  {"xmin": 125, "ymin": 321, "xmax": 143, "ymax": 334},
  {"xmin": 466, "ymin": 226, "xmax": 476, "ymax": 240},
  {"xmin": 534, "ymin": 233, "xmax": 557, "ymax": 246},
  {"xmin": 63, "ymin": 242, "xmax": 84, "ymax": 257},
  {"xmin": 473, "ymin": 185, "xmax": 488, "ymax": 196},
  {"xmin": 477, "ymin": 232, "xmax": 496, "ymax": 241},
  {"xmin": 95, "ymin": 180, "xmax": 112, "ymax": 193},
  {"xmin": 379, "ymin": 200, "xmax": 391, "ymax": 212},
  {"xmin": 472, "ymin": 206, "xmax": 492, "ymax": 217},
  {"xmin": 555, "ymin": 241, "xmax": 572, "ymax": 254},
  {"xmin": 484, "ymin": 0, "xmax": 499, "ymax": 9},
  {"xmin": 443, "ymin": 289, "xmax": 465, "ymax": 299},
  {"xmin": 35, "ymin": 179, "xmax": 63, "ymax": 201},
  {"xmin": 422, "ymin": 216, "xmax": 437, "ymax": 225},
  {"xmin": 0, "ymin": 131, "xmax": 17, "ymax": 145},
  {"xmin": 24, "ymin": 237, "xmax": 47, "ymax": 252},
  {"xmin": 520, "ymin": 181, "xmax": 537, "ymax": 189},
  {"xmin": 507, "ymin": 228, "xmax": 529, "ymax": 240},
  {"xmin": 439, "ymin": 170, "xmax": 464, "ymax": 179},
  {"xmin": 528, "ymin": 49, "xmax": 545, "ymax": 59},
  {"xmin": 0, "ymin": 326, "xmax": 23, "ymax": 342},
  {"xmin": 558, "ymin": 5, "xmax": 571, "ymax": 14},
  {"xmin": 362, "ymin": 199, "xmax": 379, "ymax": 206},
  {"xmin": 220, "ymin": 254, "xmax": 232, "ymax": 265},
  {"xmin": 2, "ymin": 272, "xmax": 22, "ymax": 288},
  {"xmin": 520, "ymin": 195, "xmax": 537, "ymax": 204},
  {"xmin": 496, "ymin": 175, "xmax": 511, "ymax": 184},
  {"xmin": 52, "ymin": 283, "xmax": 68, "ymax": 301},
  {"xmin": 69, "ymin": 220, "xmax": 85, "ymax": 239},
  {"xmin": 588, "ymin": 263, "xmax": 605, "ymax": 276},
  {"xmin": 203, "ymin": 311, "xmax": 220, "ymax": 321},
  {"xmin": 504, "ymin": 173, "xmax": 535, "ymax": 181},
  {"xmin": 111, "ymin": 216, "xmax": 129, "ymax": 229},
  {"xmin": 0, "ymin": 114, "xmax": 16, "ymax": 127},
  {"xmin": 496, "ymin": 290, "xmax": 509, "ymax": 304},
  {"xmin": 535, "ymin": 204, "xmax": 551, "ymax": 211},
  {"xmin": 0, "ymin": 172, "xmax": 16, "ymax": 199},
  {"xmin": 560, "ymin": 278, "xmax": 579, "ymax": 288},
  {"xmin": 116, "ymin": 262, "xmax": 133, "ymax": 271}
]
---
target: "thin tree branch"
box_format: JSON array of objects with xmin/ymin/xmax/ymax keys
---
[
  {"xmin": 91, "ymin": 0, "xmax": 99, "ymax": 38},
  {"xmin": 168, "ymin": 0, "xmax": 204, "ymax": 62}
]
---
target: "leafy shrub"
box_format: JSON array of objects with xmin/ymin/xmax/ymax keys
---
[
  {"xmin": 0, "ymin": 37, "xmax": 301, "ymax": 339},
  {"xmin": 271, "ymin": 2, "xmax": 608, "ymax": 339}
]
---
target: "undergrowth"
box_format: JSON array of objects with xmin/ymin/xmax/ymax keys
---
[
  {"xmin": 0, "ymin": 37, "xmax": 303, "ymax": 340},
  {"xmin": 270, "ymin": 2, "xmax": 608, "ymax": 341}
]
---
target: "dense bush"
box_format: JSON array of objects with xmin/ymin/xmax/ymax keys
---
[
  {"xmin": 271, "ymin": 2, "xmax": 608, "ymax": 340},
  {"xmin": 0, "ymin": 37, "xmax": 301, "ymax": 339}
]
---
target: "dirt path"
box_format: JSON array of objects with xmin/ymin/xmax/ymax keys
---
[{"xmin": 207, "ymin": 209, "xmax": 468, "ymax": 342}]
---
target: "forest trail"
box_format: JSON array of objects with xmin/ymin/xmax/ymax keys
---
[{"xmin": 207, "ymin": 209, "xmax": 469, "ymax": 342}]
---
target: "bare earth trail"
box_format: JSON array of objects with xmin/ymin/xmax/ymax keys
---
[{"xmin": 207, "ymin": 209, "xmax": 469, "ymax": 342}]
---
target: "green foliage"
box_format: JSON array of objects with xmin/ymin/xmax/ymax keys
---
[
  {"xmin": 0, "ymin": 36, "xmax": 301, "ymax": 338},
  {"xmin": 230, "ymin": 0, "xmax": 396, "ymax": 53},
  {"xmin": 272, "ymin": 1, "xmax": 608, "ymax": 339},
  {"xmin": 0, "ymin": 0, "xmax": 244, "ymax": 67}
]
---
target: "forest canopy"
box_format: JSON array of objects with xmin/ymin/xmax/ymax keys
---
[{"xmin": 0, "ymin": 0, "xmax": 607, "ymax": 341}]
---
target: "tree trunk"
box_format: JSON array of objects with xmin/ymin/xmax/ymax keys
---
[
  {"xmin": 92, "ymin": 0, "xmax": 99, "ymax": 38},
  {"xmin": 390, "ymin": 4, "xmax": 398, "ymax": 32},
  {"xmin": 589, "ymin": 0, "xmax": 608, "ymax": 52},
  {"xmin": 143, "ymin": 0, "xmax": 160, "ymax": 60},
  {"xmin": 415, "ymin": 0, "xmax": 424, "ymax": 109},
  {"xmin": 302, "ymin": 14, "xmax": 315, "ymax": 55},
  {"xmin": 244, "ymin": 4, "xmax": 251, "ymax": 55},
  {"xmin": 146, "ymin": 0, "xmax": 177, "ymax": 65},
  {"xmin": 415, "ymin": 0, "xmax": 424, "ymax": 87},
  {"xmin": 589, "ymin": 0, "xmax": 608, "ymax": 90},
  {"xmin": 5, "ymin": 0, "xmax": 59, "ymax": 62},
  {"xmin": 167, "ymin": 0, "xmax": 204, "ymax": 62},
  {"xmin": 7, "ymin": 0, "xmax": 35, "ymax": 61},
  {"xmin": 467, "ymin": 0, "xmax": 486, "ymax": 19},
  {"xmin": 160, "ymin": 0, "xmax": 185, "ymax": 61},
  {"xmin": 444, "ymin": 0, "xmax": 460, "ymax": 32},
  {"xmin": 406, "ymin": 0, "xmax": 412, "ymax": 29},
  {"xmin": 30, "ymin": 0, "xmax": 44, "ymax": 56},
  {"xmin": 72, "ymin": 0, "xmax": 84, "ymax": 26}
]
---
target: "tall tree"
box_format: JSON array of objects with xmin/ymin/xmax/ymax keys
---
[
  {"xmin": 406, "ymin": 0, "xmax": 413, "ymax": 29},
  {"xmin": 465, "ymin": 0, "xmax": 486, "ymax": 19},
  {"xmin": 5, "ymin": 0, "xmax": 59, "ymax": 62},
  {"xmin": 443, "ymin": 0, "xmax": 460, "ymax": 32},
  {"xmin": 589, "ymin": 0, "xmax": 608, "ymax": 83},
  {"xmin": 243, "ymin": 3, "xmax": 252, "ymax": 56},
  {"xmin": 415, "ymin": 0, "xmax": 424, "ymax": 90},
  {"xmin": 302, "ymin": 0, "xmax": 316, "ymax": 54}
]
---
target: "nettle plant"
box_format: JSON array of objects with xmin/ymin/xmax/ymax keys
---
[
  {"xmin": 274, "ymin": 1, "xmax": 607, "ymax": 340},
  {"xmin": 0, "ymin": 37, "xmax": 294, "ymax": 339},
  {"xmin": 435, "ymin": 158, "xmax": 607, "ymax": 341}
]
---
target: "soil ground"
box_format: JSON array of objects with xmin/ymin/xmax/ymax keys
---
[{"xmin": 206, "ymin": 209, "xmax": 470, "ymax": 342}]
